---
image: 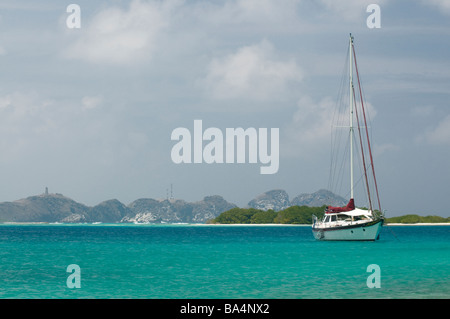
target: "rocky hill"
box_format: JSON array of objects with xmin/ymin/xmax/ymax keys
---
[
  {"xmin": 88, "ymin": 199, "xmax": 133, "ymax": 223},
  {"xmin": 122, "ymin": 195, "xmax": 236, "ymax": 224},
  {"xmin": 290, "ymin": 189, "xmax": 347, "ymax": 208},
  {"xmin": 0, "ymin": 193, "xmax": 236, "ymax": 224},
  {"xmin": 247, "ymin": 189, "xmax": 347, "ymax": 211},
  {"xmin": 0, "ymin": 189, "xmax": 346, "ymax": 223},
  {"xmin": 0, "ymin": 193, "xmax": 90, "ymax": 223},
  {"xmin": 247, "ymin": 189, "xmax": 290, "ymax": 211}
]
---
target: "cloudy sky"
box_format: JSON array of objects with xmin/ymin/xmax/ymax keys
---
[{"xmin": 0, "ymin": 0, "xmax": 449, "ymax": 217}]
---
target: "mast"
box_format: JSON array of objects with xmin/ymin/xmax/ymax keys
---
[
  {"xmin": 352, "ymin": 39, "xmax": 382, "ymax": 214},
  {"xmin": 349, "ymin": 33, "xmax": 354, "ymax": 200}
]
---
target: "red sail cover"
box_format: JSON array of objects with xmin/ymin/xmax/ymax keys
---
[{"xmin": 327, "ymin": 198, "xmax": 355, "ymax": 213}]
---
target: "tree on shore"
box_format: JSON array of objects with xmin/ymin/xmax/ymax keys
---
[
  {"xmin": 209, "ymin": 205, "xmax": 326, "ymax": 224},
  {"xmin": 209, "ymin": 207, "xmax": 450, "ymax": 224}
]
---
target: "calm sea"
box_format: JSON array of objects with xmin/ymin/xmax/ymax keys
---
[{"xmin": 0, "ymin": 224, "xmax": 448, "ymax": 299}]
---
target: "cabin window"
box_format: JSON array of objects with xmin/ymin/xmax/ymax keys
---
[
  {"xmin": 324, "ymin": 216, "xmax": 330, "ymax": 223},
  {"xmin": 331, "ymin": 215, "xmax": 337, "ymax": 222}
]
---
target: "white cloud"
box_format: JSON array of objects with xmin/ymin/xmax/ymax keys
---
[
  {"xmin": 283, "ymin": 95, "xmax": 378, "ymax": 158},
  {"xmin": 410, "ymin": 105, "xmax": 434, "ymax": 117},
  {"xmin": 0, "ymin": 92, "xmax": 58, "ymax": 160},
  {"xmin": 318, "ymin": 0, "xmax": 388, "ymax": 21},
  {"xmin": 202, "ymin": 40, "xmax": 302, "ymax": 100},
  {"xmin": 374, "ymin": 143, "xmax": 399, "ymax": 157},
  {"xmin": 0, "ymin": 91, "xmax": 139, "ymax": 168},
  {"xmin": 63, "ymin": 0, "xmax": 180, "ymax": 64},
  {"xmin": 0, "ymin": 94, "xmax": 12, "ymax": 109},
  {"xmin": 422, "ymin": 114, "xmax": 450, "ymax": 145},
  {"xmin": 81, "ymin": 95, "xmax": 103, "ymax": 110},
  {"xmin": 423, "ymin": 0, "xmax": 450, "ymax": 15},
  {"xmin": 205, "ymin": 0, "xmax": 301, "ymax": 26},
  {"xmin": 286, "ymin": 96, "xmax": 337, "ymax": 151},
  {"xmin": 0, "ymin": 91, "xmax": 45, "ymax": 121}
]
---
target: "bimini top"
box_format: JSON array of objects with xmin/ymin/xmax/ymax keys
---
[{"xmin": 330, "ymin": 208, "xmax": 372, "ymax": 217}]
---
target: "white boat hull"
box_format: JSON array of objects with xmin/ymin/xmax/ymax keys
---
[{"xmin": 312, "ymin": 219, "xmax": 383, "ymax": 241}]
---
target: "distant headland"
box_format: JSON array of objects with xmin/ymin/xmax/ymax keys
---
[{"xmin": 0, "ymin": 188, "xmax": 448, "ymax": 224}]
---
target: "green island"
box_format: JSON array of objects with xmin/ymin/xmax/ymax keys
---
[{"xmin": 207, "ymin": 206, "xmax": 450, "ymax": 224}]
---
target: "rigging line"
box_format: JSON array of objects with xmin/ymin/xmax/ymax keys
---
[
  {"xmin": 339, "ymin": 136, "xmax": 351, "ymax": 196},
  {"xmin": 329, "ymin": 122, "xmax": 346, "ymax": 193},
  {"xmin": 329, "ymin": 48, "xmax": 350, "ymax": 193},
  {"xmin": 353, "ymin": 132, "xmax": 369, "ymax": 205},
  {"xmin": 330, "ymin": 132, "xmax": 351, "ymax": 197},
  {"xmin": 385, "ymin": 223, "xmax": 401, "ymax": 241},
  {"xmin": 352, "ymin": 44, "xmax": 382, "ymax": 213},
  {"xmin": 330, "ymin": 132, "xmax": 348, "ymax": 193},
  {"xmin": 329, "ymin": 110, "xmax": 351, "ymax": 194},
  {"xmin": 355, "ymin": 67, "xmax": 374, "ymax": 142},
  {"xmin": 343, "ymin": 167, "xmax": 370, "ymax": 203},
  {"xmin": 352, "ymin": 83, "xmax": 373, "ymax": 210},
  {"xmin": 352, "ymin": 125, "xmax": 373, "ymax": 208}
]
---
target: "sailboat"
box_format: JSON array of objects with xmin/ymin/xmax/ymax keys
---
[{"xmin": 312, "ymin": 34, "xmax": 384, "ymax": 241}]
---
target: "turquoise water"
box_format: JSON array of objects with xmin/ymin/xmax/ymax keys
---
[{"xmin": 0, "ymin": 224, "xmax": 448, "ymax": 299}]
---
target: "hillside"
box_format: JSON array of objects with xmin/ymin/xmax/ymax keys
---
[
  {"xmin": 2, "ymin": 189, "xmax": 444, "ymax": 224},
  {"xmin": 247, "ymin": 189, "xmax": 346, "ymax": 211},
  {"xmin": 0, "ymin": 193, "xmax": 90, "ymax": 223},
  {"xmin": 121, "ymin": 195, "xmax": 236, "ymax": 224},
  {"xmin": 0, "ymin": 192, "xmax": 236, "ymax": 224}
]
